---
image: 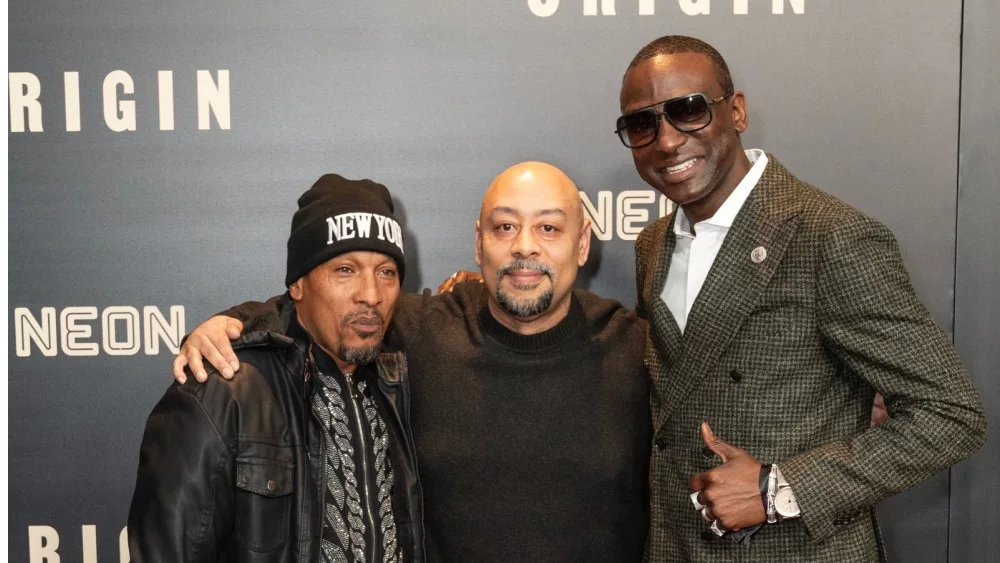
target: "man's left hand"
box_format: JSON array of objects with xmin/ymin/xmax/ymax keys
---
[{"xmin": 689, "ymin": 422, "xmax": 767, "ymax": 532}]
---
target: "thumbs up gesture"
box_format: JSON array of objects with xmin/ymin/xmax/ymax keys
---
[{"xmin": 689, "ymin": 422, "xmax": 767, "ymax": 531}]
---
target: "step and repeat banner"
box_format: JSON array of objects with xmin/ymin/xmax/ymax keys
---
[{"xmin": 9, "ymin": 1, "xmax": 983, "ymax": 561}]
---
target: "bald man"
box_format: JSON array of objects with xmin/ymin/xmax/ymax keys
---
[{"xmin": 175, "ymin": 163, "xmax": 652, "ymax": 563}]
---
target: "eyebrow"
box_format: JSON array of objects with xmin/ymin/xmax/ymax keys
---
[{"xmin": 490, "ymin": 207, "xmax": 568, "ymax": 220}]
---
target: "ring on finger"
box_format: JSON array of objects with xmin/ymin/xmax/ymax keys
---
[
  {"xmin": 710, "ymin": 520, "xmax": 726, "ymax": 537},
  {"xmin": 690, "ymin": 491, "xmax": 706, "ymax": 511},
  {"xmin": 700, "ymin": 507, "xmax": 713, "ymax": 522}
]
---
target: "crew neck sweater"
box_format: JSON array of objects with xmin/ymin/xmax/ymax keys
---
[{"xmin": 225, "ymin": 282, "xmax": 651, "ymax": 562}]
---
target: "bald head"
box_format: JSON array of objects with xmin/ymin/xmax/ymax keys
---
[
  {"xmin": 475, "ymin": 161, "xmax": 592, "ymax": 334},
  {"xmin": 481, "ymin": 161, "xmax": 585, "ymax": 230}
]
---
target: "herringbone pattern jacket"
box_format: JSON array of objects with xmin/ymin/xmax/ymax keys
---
[{"xmin": 635, "ymin": 156, "xmax": 986, "ymax": 562}]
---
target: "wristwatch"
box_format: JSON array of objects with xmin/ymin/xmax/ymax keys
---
[{"xmin": 772, "ymin": 465, "xmax": 801, "ymax": 520}]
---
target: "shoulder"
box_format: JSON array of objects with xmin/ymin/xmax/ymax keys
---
[
  {"xmin": 768, "ymin": 157, "xmax": 891, "ymax": 241},
  {"xmin": 388, "ymin": 284, "xmax": 480, "ymax": 347},
  {"xmin": 173, "ymin": 347, "xmax": 293, "ymax": 428},
  {"xmin": 421, "ymin": 281, "xmax": 486, "ymax": 318},
  {"xmin": 573, "ymin": 289, "xmax": 647, "ymax": 340}
]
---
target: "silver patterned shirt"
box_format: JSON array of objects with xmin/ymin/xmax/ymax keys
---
[{"xmin": 310, "ymin": 350, "xmax": 402, "ymax": 563}]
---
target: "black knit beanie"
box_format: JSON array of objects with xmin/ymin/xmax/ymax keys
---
[{"xmin": 286, "ymin": 174, "xmax": 405, "ymax": 286}]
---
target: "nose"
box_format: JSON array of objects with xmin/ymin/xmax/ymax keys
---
[
  {"xmin": 653, "ymin": 113, "xmax": 687, "ymax": 154},
  {"xmin": 353, "ymin": 270, "xmax": 382, "ymax": 307},
  {"xmin": 511, "ymin": 226, "xmax": 541, "ymax": 259}
]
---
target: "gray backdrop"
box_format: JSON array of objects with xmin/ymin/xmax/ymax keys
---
[{"xmin": 8, "ymin": 0, "xmax": 997, "ymax": 561}]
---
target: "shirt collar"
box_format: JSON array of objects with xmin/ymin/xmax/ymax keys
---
[{"xmin": 674, "ymin": 149, "xmax": 768, "ymax": 236}]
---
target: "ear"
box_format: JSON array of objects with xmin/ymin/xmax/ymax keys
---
[
  {"xmin": 289, "ymin": 279, "xmax": 304, "ymax": 301},
  {"xmin": 474, "ymin": 219, "xmax": 483, "ymax": 267},
  {"xmin": 730, "ymin": 90, "xmax": 748, "ymax": 134},
  {"xmin": 577, "ymin": 218, "xmax": 592, "ymax": 267}
]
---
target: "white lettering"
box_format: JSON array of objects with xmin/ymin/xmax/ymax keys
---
[
  {"xmin": 28, "ymin": 525, "xmax": 60, "ymax": 563},
  {"xmin": 197, "ymin": 69, "xmax": 230, "ymax": 130},
  {"xmin": 102, "ymin": 306, "xmax": 141, "ymax": 355},
  {"xmin": 14, "ymin": 306, "xmax": 186, "ymax": 357},
  {"xmin": 584, "ymin": 0, "xmax": 616, "ymax": 15},
  {"xmin": 341, "ymin": 214, "xmax": 355, "ymax": 240},
  {"xmin": 384, "ymin": 218, "xmax": 397, "ymax": 245},
  {"xmin": 103, "ymin": 70, "xmax": 137, "ymax": 132},
  {"xmin": 579, "ymin": 191, "xmax": 613, "ymax": 241},
  {"xmin": 773, "ymin": 0, "xmax": 803, "ymax": 13},
  {"xmin": 64, "ymin": 72, "xmax": 81, "ymax": 132},
  {"xmin": 9, "ymin": 72, "xmax": 43, "ymax": 132},
  {"xmin": 735, "ymin": 0, "xmax": 803, "ymax": 13},
  {"xmin": 11, "ymin": 69, "xmax": 231, "ymax": 132},
  {"xmin": 680, "ymin": 0, "xmax": 710, "ymax": 15},
  {"xmin": 527, "ymin": 0, "xmax": 800, "ymax": 15},
  {"xmin": 354, "ymin": 212, "xmax": 373, "ymax": 238},
  {"xmin": 144, "ymin": 306, "xmax": 185, "ymax": 355},
  {"xmin": 528, "ymin": 0, "xmax": 559, "ymax": 16},
  {"xmin": 617, "ymin": 190, "xmax": 656, "ymax": 240},
  {"xmin": 158, "ymin": 70, "xmax": 174, "ymax": 131},
  {"xmin": 373, "ymin": 214, "xmax": 387, "ymax": 240},
  {"xmin": 15, "ymin": 307, "xmax": 57, "ymax": 357},
  {"xmin": 394, "ymin": 220, "xmax": 404, "ymax": 252},
  {"xmin": 82, "ymin": 525, "xmax": 98, "ymax": 563},
  {"xmin": 61, "ymin": 306, "xmax": 99, "ymax": 357},
  {"xmin": 327, "ymin": 216, "xmax": 340, "ymax": 243},
  {"xmin": 119, "ymin": 526, "xmax": 130, "ymax": 563}
]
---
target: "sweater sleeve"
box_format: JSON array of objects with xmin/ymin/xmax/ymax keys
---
[
  {"xmin": 778, "ymin": 214, "xmax": 987, "ymax": 543},
  {"xmin": 127, "ymin": 385, "xmax": 235, "ymax": 563}
]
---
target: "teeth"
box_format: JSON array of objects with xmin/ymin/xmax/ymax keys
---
[{"xmin": 665, "ymin": 158, "xmax": 698, "ymax": 174}]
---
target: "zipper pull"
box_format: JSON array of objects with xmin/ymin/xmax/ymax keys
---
[{"xmin": 344, "ymin": 372, "xmax": 358, "ymax": 400}]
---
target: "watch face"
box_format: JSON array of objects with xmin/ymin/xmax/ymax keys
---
[{"xmin": 775, "ymin": 487, "xmax": 801, "ymax": 518}]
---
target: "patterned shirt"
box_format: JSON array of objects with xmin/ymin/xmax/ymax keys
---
[{"xmin": 311, "ymin": 348, "xmax": 402, "ymax": 563}]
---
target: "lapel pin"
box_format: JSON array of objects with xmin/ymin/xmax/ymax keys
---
[{"xmin": 751, "ymin": 246, "xmax": 767, "ymax": 264}]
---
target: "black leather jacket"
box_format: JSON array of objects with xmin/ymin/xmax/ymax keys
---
[{"xmin": 127, "ymin": 298, "xmax": 425, "ymax": 562}]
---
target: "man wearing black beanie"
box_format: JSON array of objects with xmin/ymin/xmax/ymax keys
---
[
  {"xmin": 128, "ymin": 174, "xmax": 423, "ymax": 563},
  {"xmin": 173, "ymin": 162, "xmax": 651, "ymax": 563}
]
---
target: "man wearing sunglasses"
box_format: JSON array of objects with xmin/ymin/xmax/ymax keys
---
[{"xmin": 623, "ymin": 36, "xmax": 986, "ymax": 561}]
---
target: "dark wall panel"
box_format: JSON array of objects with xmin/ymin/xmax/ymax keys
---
[{"xmin": 951, "ymin": 1, "xmax": 1000, "ymax": 561}]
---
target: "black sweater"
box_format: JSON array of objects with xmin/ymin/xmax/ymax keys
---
[{"xmin": 225, "ymin": 282, "xmax": 651, "ymax": 562}]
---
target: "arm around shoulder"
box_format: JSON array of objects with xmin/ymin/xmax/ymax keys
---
[{"xmin": 219, "ymin": 294, "xmax": 285, "ymax": 335}]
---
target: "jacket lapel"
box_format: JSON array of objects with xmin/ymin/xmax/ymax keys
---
[
  {"xmin": 645, "ymin": 214, "xmax": 684, "ymax": 368},
  {"xmin": 653, "ymin": 157, "xmax": 804, "ymax": 431}
]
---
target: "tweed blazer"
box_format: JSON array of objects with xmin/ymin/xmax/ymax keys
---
[{"xmin": 635, "ymin": 156, "xmax": 986, "ymax": 562}]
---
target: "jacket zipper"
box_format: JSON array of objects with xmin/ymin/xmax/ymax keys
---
[
  {"xmin": 345, "ymin": 371, "xmax": 378, "ymax": 563},
  {"xmin": 400, "ymin": 354, "xmax": 427, "ymax": 562},
  {"xmin": 304, "ymin": 349, "xmax": 326, "ymax": 563}
]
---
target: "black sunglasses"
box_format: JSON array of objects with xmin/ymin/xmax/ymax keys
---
[{"xmin": 615, "ymin": 91, "xmax": 734, "ymax": 149}]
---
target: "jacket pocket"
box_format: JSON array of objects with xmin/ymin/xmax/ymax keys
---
[{"xmin": 234, "ymin": 457, "xmax": 294, "ymax": 552}]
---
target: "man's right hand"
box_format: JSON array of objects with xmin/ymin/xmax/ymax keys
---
[
  {"xmin": 436, "ymin": 270, "xmax": 483, "ymax": 294},
  {"xmin": 172, "ymin": 316, "xmax": 246, "ymax": 384}
]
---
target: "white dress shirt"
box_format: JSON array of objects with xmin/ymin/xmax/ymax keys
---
[{"xmin": 660, "ymin": 149, "xmax": 768, "ymax": 333}]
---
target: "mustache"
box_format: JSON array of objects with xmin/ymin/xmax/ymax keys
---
[
  {"xmin": 341, "ymin": 308, "xmax": 385, "ymax": 329},
  {"xmin": 496, "ymin": 259, "xmax": 555, "ymax": 284}
]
